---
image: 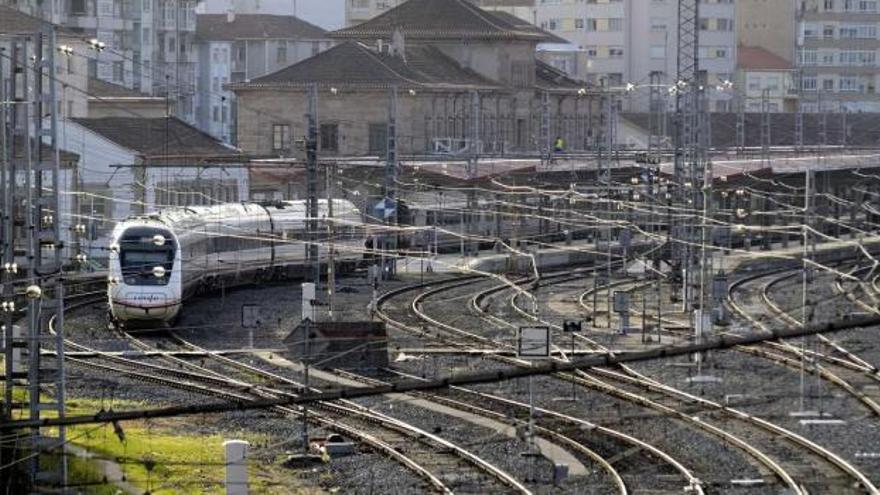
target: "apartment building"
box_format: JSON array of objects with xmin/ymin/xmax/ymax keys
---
[
  {"xmin": 736, "ymin": 45, "xmax": 798, "ymax": 112},
  {"xmin": 535, "ymin": 0, "xmax": 737, "ymax": 111},
  {"xmin": 2, "ymin": 0, "xmax": 198, "ymax": 123},
  {"xmin": 194, "ymin": 12, "xmax": 332, "ymax": 143},
  {"xmin": 0, "ymin": 6, "xmax": 90, "ymax": 119},
  {"xmin": 797, "ymin": 0, "xmax": 880, "ymax": 112},
  {"xmin": 344, "ymin": 0, "xmax": 403, "ymax": 27},
  {"xmin": 737, "ymin": 0, "xmax": 796, "ymax": 63}
]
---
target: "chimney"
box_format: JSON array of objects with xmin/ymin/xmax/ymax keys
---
[
  {"xmin": 390, "ymin": 28, "xmax": 405, "ymax": 61},
  {"xmin": 226, "ymin": 0, "xmax": 235, "ymax": 23}
]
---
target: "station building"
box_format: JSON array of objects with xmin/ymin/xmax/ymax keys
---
[{"xmin": 229, "ymin": 0, "xmax": 601, "ymax": 158}]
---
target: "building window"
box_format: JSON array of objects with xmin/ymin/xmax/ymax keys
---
[
  {"xmin": 748, "ymin": 75, "xmax": 761, "ymax": 91},
  {"xmin": 276, "ymin": 44, "xmax": 287, "ymax": 64},
  {"xmin": 369, "ymin": 123, "xmax": 387, "ymax": 155},
  {"xmin": 320, "ymin": 123, "xmax": 339, "ymax": 152},
  {"xmin": 272, "ymin": 124, "xmax": 290, "ymax": 151},
  {"xmin": 802, "ymin": 76, "xmax": 817, "ymax": 91},
  {"xmin": 823, "ymin": 79, "xmax": 835, "ymax": 90},
  {"xmin": 575, "ymin": 18, "xmax": 584, "ymax": 29},
  {"xmin": 71, "ymin": 0, "xmax": 86, "ymax": 15},
  {"xmin": 221, "ymin": 106, "xmax": 228, "ymax": 124},
  {"xmin": 840, "ymin": 76, "xmax": 859, "ymax": 92},
  {"xmin": 212, "ymin": 106, "xmax": 219, "ymax": 122},
  {"xmin": 112, "ymin": 61, "xmax": 124, "ymax": 82}
]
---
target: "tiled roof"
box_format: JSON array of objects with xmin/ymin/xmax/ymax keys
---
[
  {"xmin": 737, "ymin": 45, "xmax": 793, "ymax": 71},
  {"xmin": 488, "ymin": 11, "xmax": 568, "ymax": 44},
  {"xmin": 231, "ymin": 42, "xmax": 503, "ymax": 90},
  {"xmin": 331, "ymin": 0, "xmax": 555, "ymax": 41},
  {"xmin": 0, "ymin": 6, "xmax": 76, "ymax": 36},
  {"xmin": 88, "ymin": 77, "xmax": 157, "ymax": 99},
  {"xmin": 0, "ymin": 6, "xmax": 51, "ymax": 34},
  {"xmin": 196, "ymin": 14, "xmax": 327, "ymax": 41},
  {"xmin": 535, "ymin": 60, "xmax": 586, "ymax": 91},
  {"xmin": 71, "ymin": 117, "xmax": 240, "ymax": 158}
]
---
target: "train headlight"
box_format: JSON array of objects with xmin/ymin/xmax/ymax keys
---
[
  {"xmin": 107, "ymin": 276, "xmax": 120, "ymax": 285},
  {"xmin": 152, "ymin": 234, "xmax": 166, "ymax": 246},
  {"xmin": 109, "ymin": 243, "xmax": 120, "ymax": 253},
  {"xmin": 152, "ymin": 266, "xmax": 166, "ymax": 278},
  {"xmin": 25, "ymin": 285, "xmax": 42, "ymax": 299},
  {"xmin": 3, "ymin": 263, "xmax": 17, "ymax": 274}
]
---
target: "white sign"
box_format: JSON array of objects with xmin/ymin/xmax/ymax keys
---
[
  {"xmin": 302, "ymin": 282, "xmax": 316, "ymax": 322},
  {"xmin": 518, "ymin": 326, "xmax": 550, "ymax": 359}
]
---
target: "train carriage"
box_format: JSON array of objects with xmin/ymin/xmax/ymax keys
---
[{"xmin": 108, "ymin": 199, "xmax": 365, "ymax": 326}]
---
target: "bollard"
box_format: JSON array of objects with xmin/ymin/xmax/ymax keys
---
[{"xmin": 225, "ymin": 439, "xmax": 249, "ymax": 495}]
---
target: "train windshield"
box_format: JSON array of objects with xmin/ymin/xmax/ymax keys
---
[{"xmin": 118, "ymin": 227, "xmax": 176, "ymax": 286}]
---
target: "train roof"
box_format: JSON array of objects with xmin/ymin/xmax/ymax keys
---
[{"xmin": 118, "ymin": 200, "xmax": 361, "ymax": 231}]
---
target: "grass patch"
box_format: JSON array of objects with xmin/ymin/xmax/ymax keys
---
[{"xmin": 4, "ymin": 393, "xmax": 316, "ymax": 494}]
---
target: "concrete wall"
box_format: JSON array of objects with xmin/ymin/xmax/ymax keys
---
[
  {"xmin": 737, "ymin": 0, "xmax": 796, "ymax": 63},
  {"xmin": 235, "ymin": 87, "xmax": 599, "ymax": 157}
]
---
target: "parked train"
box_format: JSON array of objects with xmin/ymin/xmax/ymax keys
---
[{"xmin": 107, "ymin": 200, "xmax": 365, "ymax": 326}]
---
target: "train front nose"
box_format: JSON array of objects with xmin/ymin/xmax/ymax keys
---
[
  {"xmin": 111, "ymin": 226, "xmax": 179, "ymax": 324},
  {"xmin": 111, "ymin": 291, "xmax": 180, "ymax": 323}
]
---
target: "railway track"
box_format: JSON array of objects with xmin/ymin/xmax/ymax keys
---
[
  {"xmin": 377, "ymin": 269, "xmax": 710, "ymax": 493},
  {"xmin": 492, "ymin": 267, "xmax": 878, "ymax": 494},
  {"xmin": 727, "ymin": 268, "xmax": 880, "ymax": 417},
  {"xmin": 56, "ymin": 294, "xmax": 531, "ymax": 494}
]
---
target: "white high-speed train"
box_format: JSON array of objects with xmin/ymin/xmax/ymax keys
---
[{"xmin": 107, "ymin": 200, "xmax": 365, "ymax": 326}]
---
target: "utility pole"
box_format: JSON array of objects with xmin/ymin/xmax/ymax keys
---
[
  {"xmin": 326, "ymin": 163, "xmax": 335, "ymax": 319},
  {"xmin": 795, "ymin": 70, "xmax": 804, "ymax": 155},
  {"xmin": 735, "ymin": 90, "xmax": 745, "ymax": 156},
  {"xmin": 760, "ymin": 88, "xmax": 771, "ymax": 168},
  {"xmin": 306, "ymin": 84, "xmax": 319, "ymax": 285},
  {"xmin": 540, "ymin": 91, "xmax": 551, "ymax": 166},
  {"xmin": 1, "ymin": 27, "xmax": 66, "ymax": 491},
  {"xmin": 799, "ymin": 167, "xmax": 816, "ymax": 414},
  {"xmin": 648, "ymin": 70, "xmax": 666, "ymax": 151},
  {"xmin": 674, "ymin": 0, "xmax": 714, "ymax": 374},
  {"xmin": 383, "ymin": 86, "xmax": 398, "ymax": 279},
  {"xmin": 598, "ymin": 90, "xmax": 616, "ymax": 328},
  {"xmin": 467, "ymin": 90, "xmax": 481, "ymax": 257}
]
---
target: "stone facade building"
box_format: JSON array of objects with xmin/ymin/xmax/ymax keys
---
[{"xmin": 231, "ymin": 0, "xmax": 599, "ymax": 158}]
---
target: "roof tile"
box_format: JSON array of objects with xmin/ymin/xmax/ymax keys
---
[
  {"xmin": 196, "ymin": 13, "xmax": 327, "ymax": 41},
  {"xmin": 233, "ymin": 41, "xmax": 502, "ymax": 90},
  {"xmin": 331, "ymin": 0, "xmax": 554, "ymax": 41},
  {"xmin": 71, "ymin": 117, "xmax": 239, "ymax": 157}
]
